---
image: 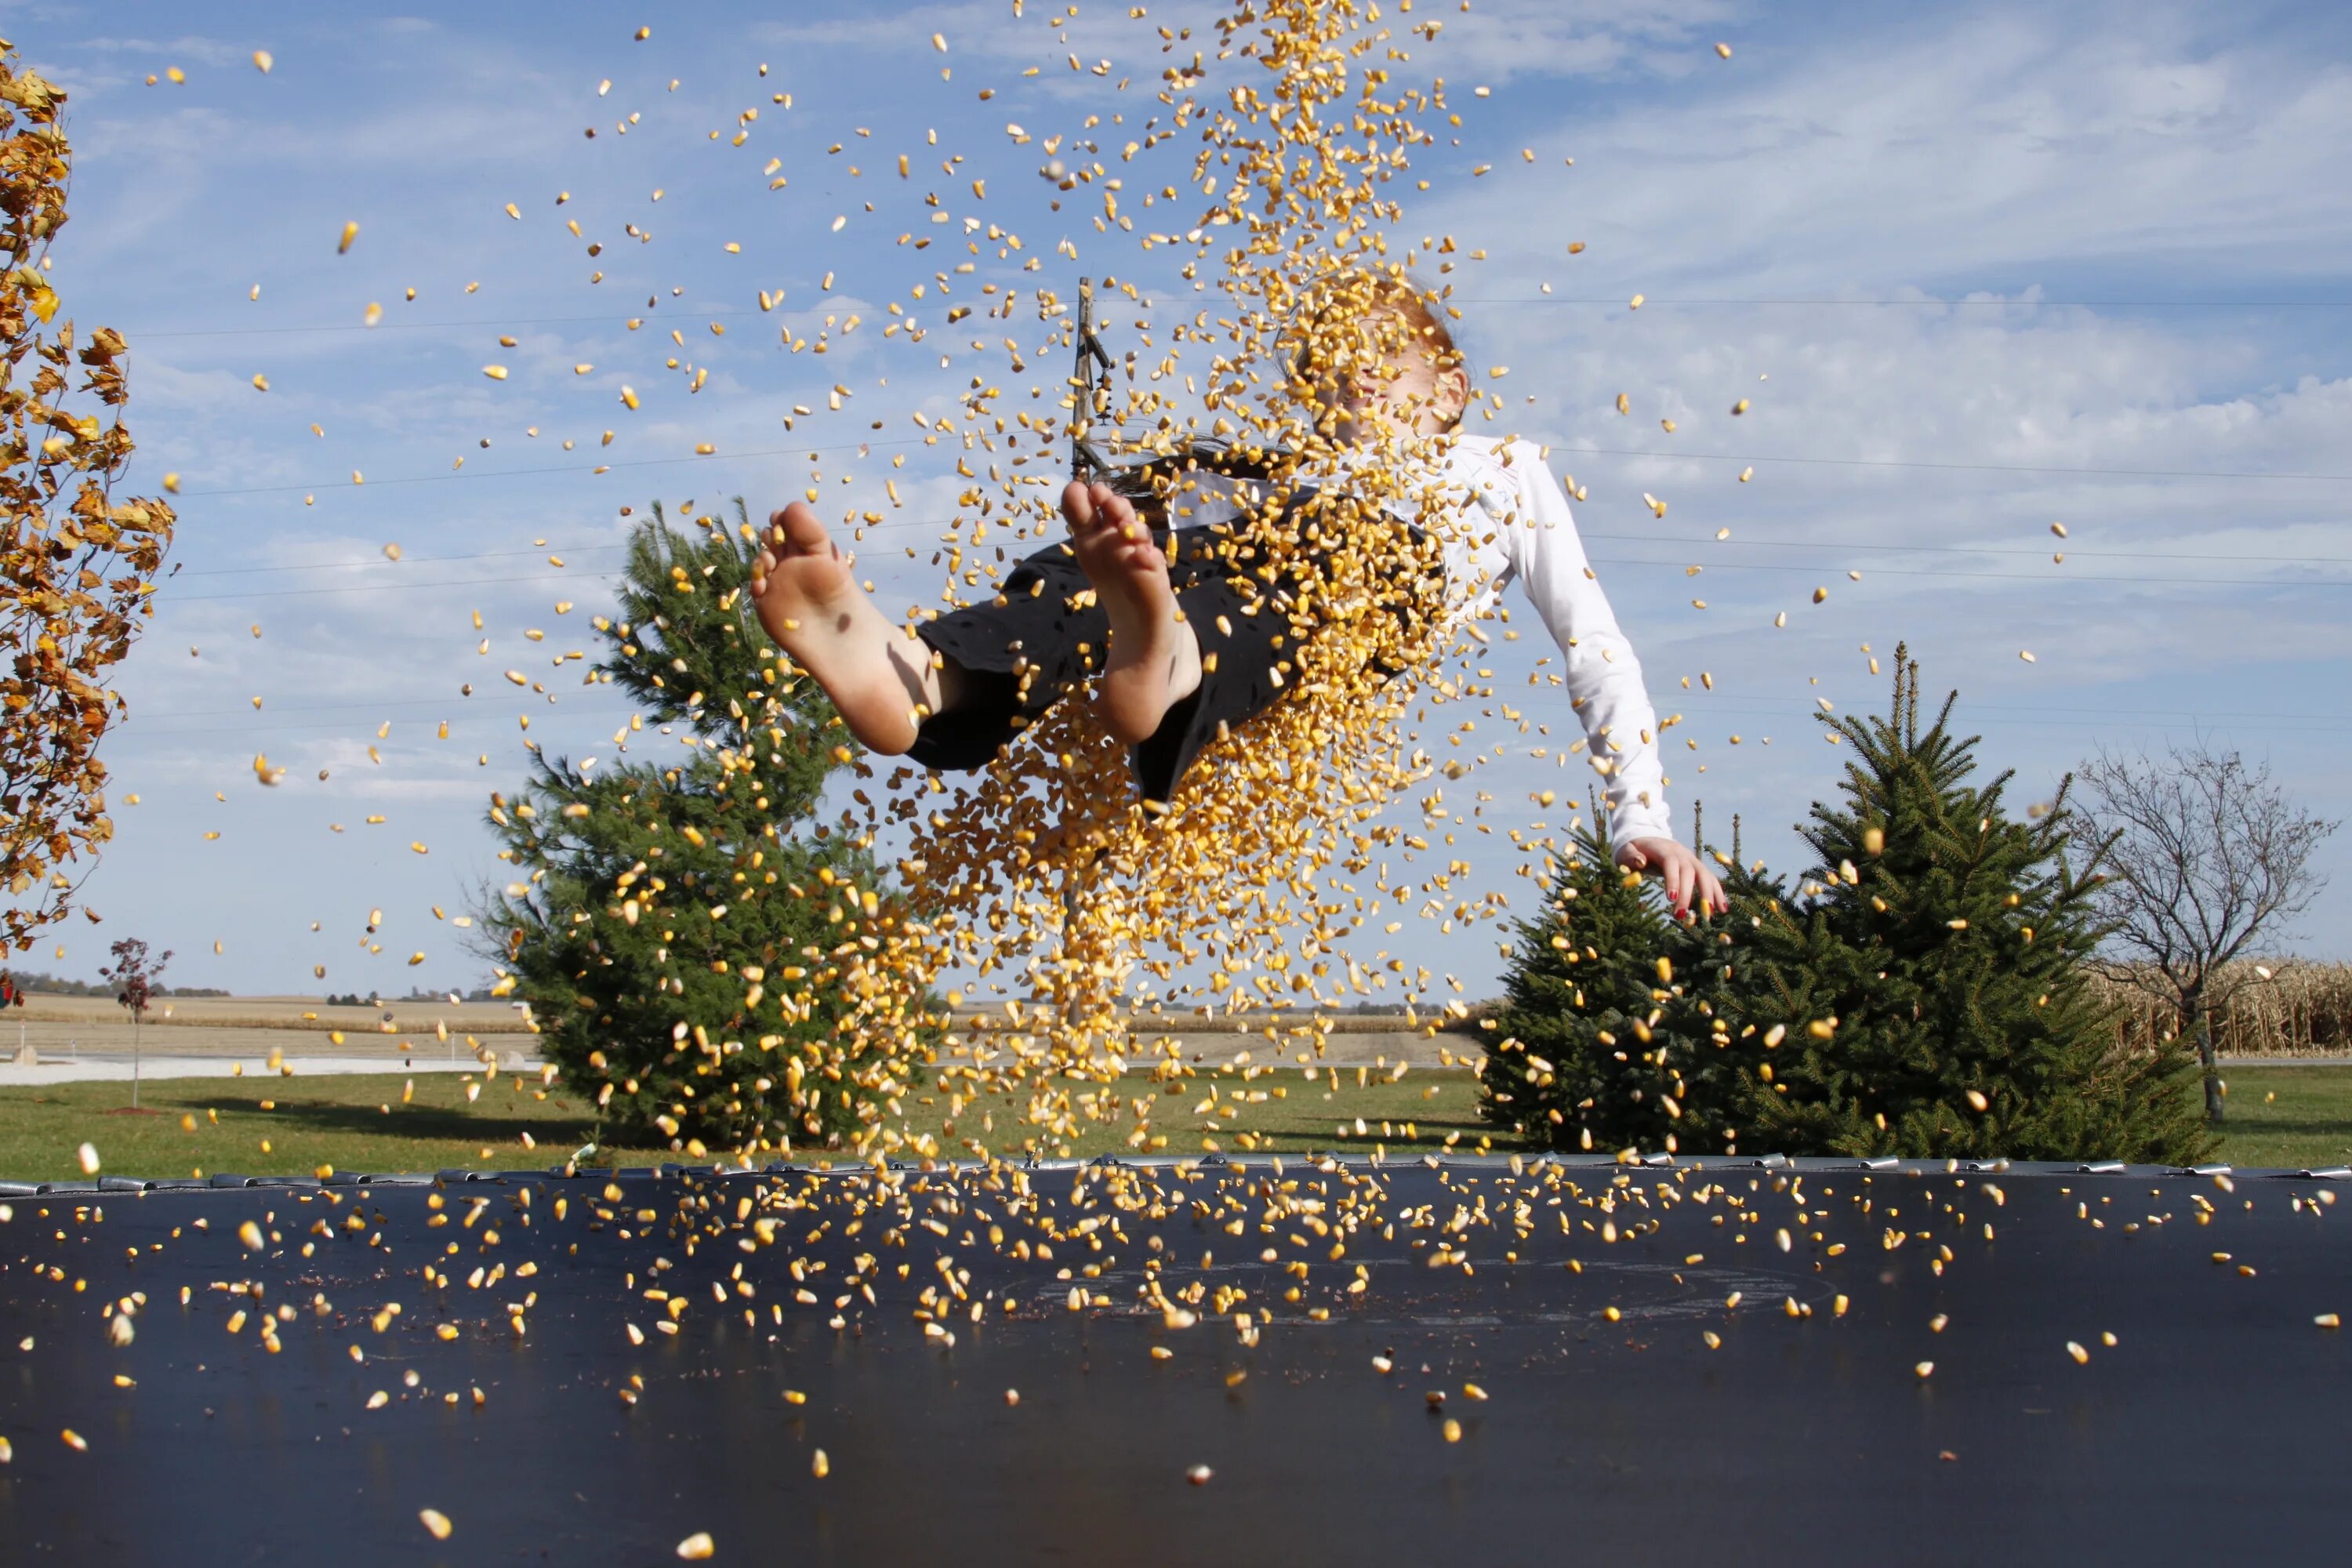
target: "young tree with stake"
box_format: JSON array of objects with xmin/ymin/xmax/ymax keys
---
[{"xmin": 98, "ymin": 937, "xmax": 169, "ymax": 1110}]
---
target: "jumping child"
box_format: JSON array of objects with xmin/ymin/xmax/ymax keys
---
[{"xmin": 750, "ymin": 280, "xmax": 1730, "ymax": 919}]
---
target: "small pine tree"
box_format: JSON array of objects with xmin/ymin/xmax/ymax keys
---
[
  {"xmin": 477, "ymin": 503, "xmax": 931, "ymax": 1159},
  {"xmin": 1480, "ymin": 822, "xmax": 1764, "ymax": 1156},
  {"xmin": 1722, "ymin": 648, "xmax": 2211, "ymax": 1163}
]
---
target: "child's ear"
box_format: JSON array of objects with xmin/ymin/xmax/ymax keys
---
[{"xmin": 1437, "ymin": 365, "xmax": 1469, "ymax": 425}]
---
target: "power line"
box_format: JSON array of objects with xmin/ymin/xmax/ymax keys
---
[
  {"xmin": 118, "ymin": 297, "xmax": 2352, "ymax": 343},
  {"xmin": 173, "ymin": 435, "xmax": 939, "ymax": 500},
  {"xmin": 127, "ymin": 684, "xmax": 2352, "ymax": 731},
  {"xmin": 1457, "ymin": 297, "xmax": 2352, "ymax": 310},
  {"xmin": 129, "ymin": 693, "xmax": 510, "ymax": 723},
  {"xmin": 175, "ymin": 545, "xmax": 607, "ymax": 579},
  {"xmin": 1581, "ymin": 532, "xmax": 2345, "ymax": 566},
  {"xmin": 167, "ymin": 437, "xmax": 2352, "ymax": 506},
  {"xmin": 111, "ymin": 695, "xmax": 2352, "ymax": 746},
  {"xmin": 165, "ymin": 570, "xmax": 625, "ymax": 604},
  {"xmin": 118, "ymin": 707, "xmax": 641, "ymax": 742},
  {"xmin": 129, "ymin": 310, "xmax": 770, "ymax": 341},
  {"xmin": 1588, "ymin": 554, "xmax": 2343, "ymax": 590},
  {"xmin": 1664, "ymin": 696, "xmax": 2352, "ymax": 729},
  {"xmin": 1551, "ymin": 443, "xmax": 2352, "ymax": 484},
  {"xmin": 156, "ymin": 548, "xmax": 2343, "ymax": 606},
  {"xmin": 160, "ymin": 524, "xmax": 2352, "ymax": 584}
]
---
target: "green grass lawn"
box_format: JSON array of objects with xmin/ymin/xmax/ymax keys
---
[
  {"xmin": 3, "ymin": 1065, "xmax": 2345, "ymax": 1184},
  {"xmin": 0, "ymin": 1073, "xmax": 669, "ymax": 1185},
  {"xmin": 0, "ymin": 1066, "xmax": 1498, "ymax": 1184},
  {"xmin": 2207, "ymin": 1066, "xmax": 2352, "ymax": 1170}
]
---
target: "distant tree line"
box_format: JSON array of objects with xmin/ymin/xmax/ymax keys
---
[
  {"xmin": 0, "ymin": 975, "xmax": 503, "ymax": 1004},
  {"xmin": 0, "ymin": 968, "xmax": 227, "ymax": 999},
  {"xmin": 326, "ymin": 987, "xmax": 507, "ymax": 1007}
]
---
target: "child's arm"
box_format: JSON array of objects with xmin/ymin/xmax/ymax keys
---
[{"xmin": 1490, "ymin": 441, "xmax": 1727, "ymax": 916}]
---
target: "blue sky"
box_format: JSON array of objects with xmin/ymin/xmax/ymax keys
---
[{"xmin": 11, "ymin": 0, "xmax": 2350, "ymax": 998}]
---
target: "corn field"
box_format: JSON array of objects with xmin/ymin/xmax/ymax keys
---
[{"xmin": 2089, "ymin": 963, "xmax": 2352, "ymax": 1058}]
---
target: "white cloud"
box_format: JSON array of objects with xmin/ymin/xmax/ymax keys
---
[
  {"xmin": 67, "ymin": 34, "xmax": 252, "ymax": 68},
  {"xmin": 1428, "ymin": 12, "xmax": 2352, "ymax": 292}
]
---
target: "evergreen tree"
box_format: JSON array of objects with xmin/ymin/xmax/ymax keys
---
[
  {"xmin": 477, "ymin": 503, "xmax": 931, "ymax": 1160},
  {"xmin": 1719, "ymin": 648, "xmax": 2211, "ymax": 1163},
  {"xmin": 1480, "ymin": 822, "xmax": 1769, "ymax": 1157}
]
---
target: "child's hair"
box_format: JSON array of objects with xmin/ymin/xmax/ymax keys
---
[{"xmin": 1287, "ymin": 267, "xmax": 1464, "ymax": 430}]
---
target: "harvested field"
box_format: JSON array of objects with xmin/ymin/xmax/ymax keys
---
[
  {"xmin": 15, "ymin": 967, "xmax": 2340, "ymax": 1071},
  {"xmin": 2090, "ymin": 963, "xmax": 2352, "ymax": 1058},
  {"xmin": 4, "ymin": 992, "xmax": 535, "ymax": 1062},
  {"xmin": 11, "ymin": 992, "xmax": 531, "ymax": 1035}
]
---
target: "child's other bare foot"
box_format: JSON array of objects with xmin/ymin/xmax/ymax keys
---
[
  {"xmin": 750, "ymin": 501, "xmax": 944, "ymax": 755},
  {"xmin": 1064, "ymin": 480, "xmax": 1200, "ymax": 745}
]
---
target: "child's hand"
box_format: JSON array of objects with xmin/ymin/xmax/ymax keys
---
[{"xmin": 1615, "ymin": 837, "xmax": 1730, "ymax": 920}]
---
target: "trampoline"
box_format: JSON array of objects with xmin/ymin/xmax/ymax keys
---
[{"xmin": 4, "ymin": 1153, "xmax": 2347, "ymax": 1565}]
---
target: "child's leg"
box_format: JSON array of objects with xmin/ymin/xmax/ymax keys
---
[
  {"xmin": 753, "ymin": 483, "xmax": 1375, "ymax": 804},
  {"xmin": 1060, "ymin": 481, "xmax": 1203, "ymax": 746},
  {"xmin": 900, "ymin": 481, "xmax": 1201, "ymax": 775},
  {"xmin": 750, "ymin": 501, "xmax": 964, "ymax": 756}
]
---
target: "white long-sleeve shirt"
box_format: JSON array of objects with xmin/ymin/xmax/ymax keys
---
[
  {"xmin": 1408, "ymin": 434, "xmax": 1674, "ymax": 848},
  {"xmin": 1178, "ymin": 434, "xmax": 1674, "ymax": 846}
]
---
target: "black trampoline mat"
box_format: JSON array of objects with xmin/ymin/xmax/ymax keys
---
[{"xmin": 4, "ymin": 1155, "xmax": 2348, "ymax": 1566}]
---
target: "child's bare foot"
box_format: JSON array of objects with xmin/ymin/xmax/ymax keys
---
[
  {"xmin": 750, "ymin": 502, "xmax": 945, "ymax": 755},
  {"xmin": 1063, "ymin": 480, "xmax": 1200, "ymax": 745}
]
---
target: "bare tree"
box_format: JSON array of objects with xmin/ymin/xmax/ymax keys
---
[
  {"xmin": 2072, "ymin": 744, "xmax": 2337, "ymax": 1123},
  {"xmin": 98, "ymin": 937, "xmax": 170, "ymax": 1111}
]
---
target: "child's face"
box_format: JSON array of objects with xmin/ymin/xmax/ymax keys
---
[{"xmin": 1312, "ymin": 310, "xmax": 1465, "ymax": 445}]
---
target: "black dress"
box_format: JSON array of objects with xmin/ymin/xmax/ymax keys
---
[{"xmin": 906, "ymin": 450, "xmax": 1433, "ymax": 804}]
